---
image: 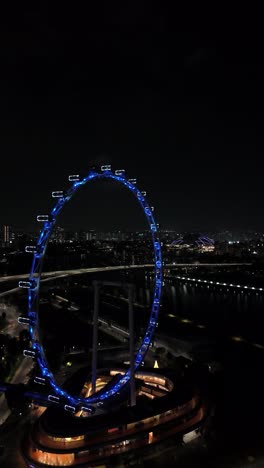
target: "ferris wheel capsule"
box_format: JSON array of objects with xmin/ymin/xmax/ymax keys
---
[
  {"xmin": 80, "ymin": 406, "xmax": 95, "ymax": 414},
  {"xmin": 52, "ymin": 191, "xmax": 65, "ymax": 198},
  {"xmin": 64, "ymin": 404, "xmax": 76, "ymax": 413},
  {"xmin": 101, "ymin": 165, "xmax": 111, "ymax": 172},
  {"xmin": 37, "ymin": 215, "xmax": 53, "ymax": 222},
  {"xmin": 68, "ymin": 174, "xmax": 80, "ymax": 182},
  {"xmin": 115, "ymin": 169, "xmax": 125, "ymax": 176},
  {"xmin": 25, "ymin": 245, "xmax": 38, "ymax": 253},
  {"xmin": 23, "ymin": 349, "xmax": 36, "ymax": 358},
  {"xmin": 34, "ymin": 376, "xmax": 46, "ymax": 385},
  {"xmin": 18, "ymin": 316, "xmax": 31, "ymax": 325},
  {"xmin": 19, "ymin": 280, "xmax": 36, "ymax": 289},
  {"xmin": 48, "ymin": 395, "xmax": 60, "ymax": 404},
  {"xmin": 128, "ymin": 178, "xmax": 137, "ymax": 184}
]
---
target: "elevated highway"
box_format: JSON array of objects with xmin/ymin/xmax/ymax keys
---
[{"xmin": 0, "ymin": 262, "xmax": 252, "ymax": 298}]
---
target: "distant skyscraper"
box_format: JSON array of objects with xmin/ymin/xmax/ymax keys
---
[
  {"xmin": 86, "ymin": 230, "xmax": 96, "ymax": 241},
  {"xmin": 3, "ymin": 225, "xmax": 10, "ymax": 243},
  {"xmin": 52, "ymin": 226, "xmax": 65, "ymax": 243},
  {"xmin": 79, "ymin": 230, "xmax": 96, "ymax": 242},
  {"xmin": 1, "ymin": 225, "xmax": 15, "ymax": 246}
]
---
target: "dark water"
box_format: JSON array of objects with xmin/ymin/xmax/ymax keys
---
[
  {"xmin": 92, "ymin": 271, "xmax": 264, "ymax": 346},
  {"xmin": 38, "ymin": 269, "xmax": 264, "ymax": 352},
  {"xmin": 161, "ymin": 281, "xmax": 264, "ymax": 343}
]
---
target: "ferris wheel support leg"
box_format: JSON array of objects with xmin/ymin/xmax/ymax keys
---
[
  {"xmin": 128, "ymin": 284, "xmax": 136, "ymax": 407},
  {"xmin": 92, "ymin": 281, "xmax": 100, "ymax": 395}
]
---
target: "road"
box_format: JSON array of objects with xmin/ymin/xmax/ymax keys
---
[{"xmin": 0, "ymin": 262, "xmax": 252, "ymax": 296}]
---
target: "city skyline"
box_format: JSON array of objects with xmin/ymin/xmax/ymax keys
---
[{"xmin": 1, "ymin": 222, "xmax": 264, "ymax": 239}]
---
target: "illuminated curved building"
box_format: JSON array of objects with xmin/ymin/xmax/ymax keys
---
[
  {"xmin": 22, "ymin": 366, "xmax": 207, "ymax": 467},
  {"xmin": 171, "ymin": 233, "xmax": 215, "ymax": 252}
]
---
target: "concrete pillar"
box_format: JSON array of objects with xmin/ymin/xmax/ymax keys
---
[
  {"xmin": 92, "ymin": 281, "xmax": 100, "ymax": 394},
  {"xmin": 146, "ymin": 288, "xmax": 150, "ymax": 306},
  {"xmin": 128, "ymin": 284, "xmax": 136, "ymax": 407}
]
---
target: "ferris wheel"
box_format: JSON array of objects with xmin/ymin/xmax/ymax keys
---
[{"xmin": 19, "ymin": 165, "xmax": 163, "ymax": 412}]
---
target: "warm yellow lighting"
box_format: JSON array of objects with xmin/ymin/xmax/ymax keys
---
[
  {"xmin": 180, "ymin": 318, "xmax": 193, "ymax": 324},
  {"xmin": 148, "ymin": 431, "xmax": 154, "ymax": 443},
  {"xmin": 32, "ymin": 448, "xmax": 74, "ymax": 465},
  {"xmin": 230, "ymin": 335, "xmax": 245, "ymax": 342},
  {"xmin": 154, "ymin": 360, "xmax": 159, "ymax": 368}
]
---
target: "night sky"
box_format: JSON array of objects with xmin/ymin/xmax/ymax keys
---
[{"xmin": 0, "ymin": 6, "xmax": 263, "ymax": 232}]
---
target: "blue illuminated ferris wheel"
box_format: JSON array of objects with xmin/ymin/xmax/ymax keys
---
[{"xmin": 18, "ymin": 165, "xmax": 163, "ymax": 411}]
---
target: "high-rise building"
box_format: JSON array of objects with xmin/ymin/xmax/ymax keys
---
[
  {"xmin": 1, "ymin": 225, "xmax": 15, "ymax": 246},
  {"xmin": 79, "ymin": 230, "xmax": 96, "ymax": 242},
  {"xmin": 3, "ymin": 225, "xmax": 10, "ymax": 243},
  {"xmin": 51, "ymin": 226, "xmax": 65, "ymax": 243}
]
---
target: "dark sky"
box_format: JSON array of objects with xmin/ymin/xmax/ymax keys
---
[{"xmin": 0, "ymin": 5, "xmax": 263, "ymax": 233}]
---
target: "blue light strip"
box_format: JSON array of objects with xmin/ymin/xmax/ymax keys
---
[{"xmin": 22, "ymin": 168, "xmax": 162, "ymax": 409}]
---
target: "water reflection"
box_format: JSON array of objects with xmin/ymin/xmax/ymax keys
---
[{"xmin": 162, "ymin": 280, "xmax": 264, "ymax": 343}]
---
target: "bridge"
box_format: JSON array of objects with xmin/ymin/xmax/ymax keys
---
[{"xmin": 0, "ymin": 262, "xmax": 252, "ymax": 298}]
